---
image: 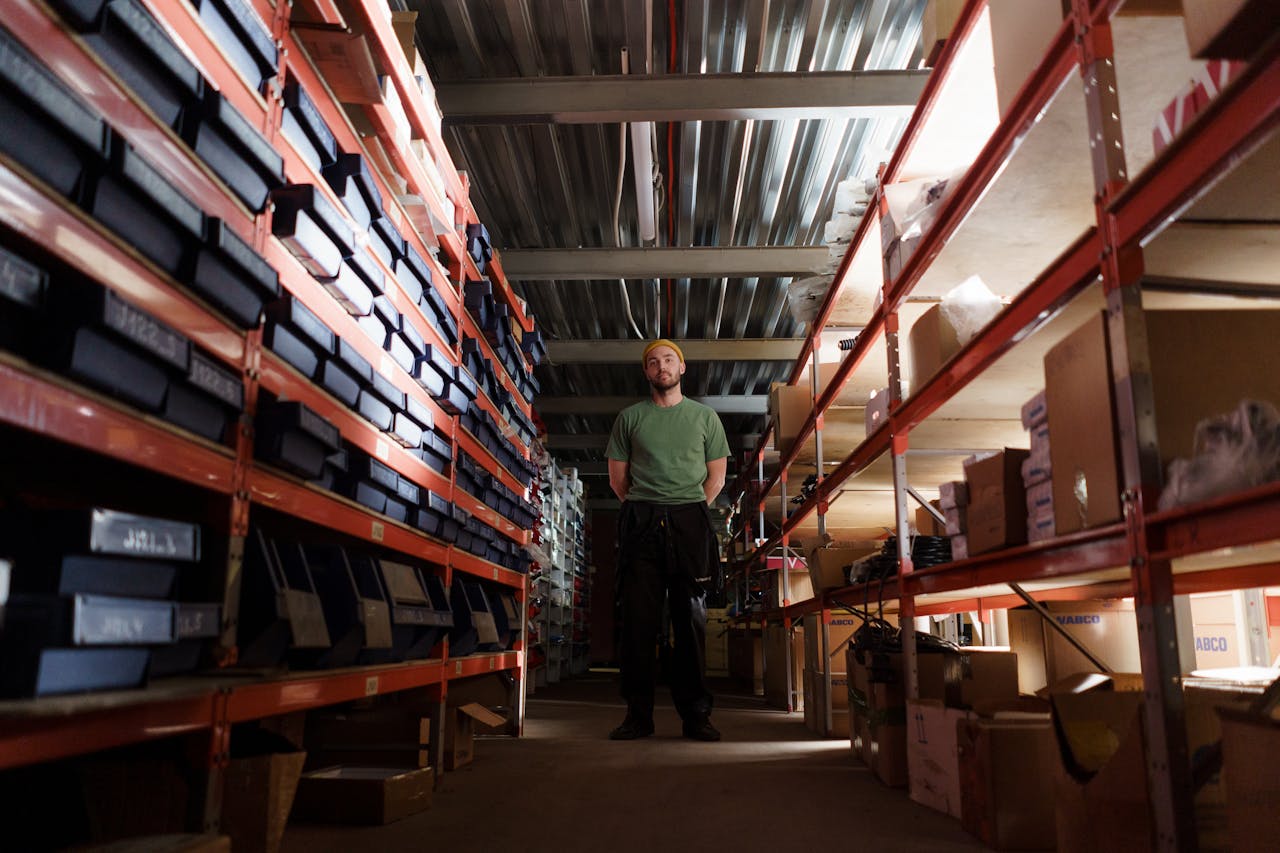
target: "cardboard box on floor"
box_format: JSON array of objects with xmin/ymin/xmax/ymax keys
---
[
  {"xmin": 1007, "ymin": 600, "xmax": 1140, "ymax": 693},
  {"xmin": 1046, "ymin": 309, "xmax": 1280, "ymax": 535},
  {"xmin": 1050, "ymin": 672, "xmax": 1264, "ymax": 853},
  {"xmin": 443, "ymin": 703, "xmax": 507, "ymax": 770},
  {"xmin": 804, "ymin": 668, "xmax": 851, "ymax": 738},
  {"xmin": 706, "ymin": 607, "xmax": 732, "ymax": 676},
  {"xmin": 728, "ymin": 625, "xmax": 763, "ymax": 694},
  {"xmin": 764, "ymin": 622, "xmax": 805, "ymax": 710},
  {"xmin": 963, "ymin": 449, "xmax": 1030, "ymax": 556},
  {"xmin": 957, "ymin": 715, "xmax": 1057, "ymax": 851},
  {"xmin": 292, "ymin": 765, "xmax": 434, "ymax": 825},
  {"xmin": 1218, "ymin": 704, "xmax": 1280, "ymax": 851},
  {"xmin": 305, "ymin": 705, "xmax": 432, "ymax": 769},
  {"xmin": 907, "ymin": 699, "xmax": 972, "ymax": 818},
  {"xmin": 221, "ymin": 748, "xmax": 306, "ymax": 853}
]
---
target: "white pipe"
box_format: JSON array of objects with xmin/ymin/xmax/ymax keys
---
[{"xmin": 630, "ymin": 124, "xmax": 657, "ymax": 244}]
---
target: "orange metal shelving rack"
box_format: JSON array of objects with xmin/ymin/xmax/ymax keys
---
[
  {"xmin": 0, "ymin": 0, "xmax": 538, "ymax": 817},
  {"xmin": 732, "ymin": 2, "xmax": 1280, "ymax": 848}
]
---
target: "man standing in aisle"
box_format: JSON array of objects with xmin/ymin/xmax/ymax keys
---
[{"xmin": 605, "ymin": 339, "xmax": 730, "ymax": 741}]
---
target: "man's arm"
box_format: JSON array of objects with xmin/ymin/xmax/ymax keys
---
[
  {"xmin": 608, "ymin": 458, "xmax": 631, "ymax": 502},
  {"xmin": 703, "ymin": 457, "xmax": 726, "ymax": 504}
]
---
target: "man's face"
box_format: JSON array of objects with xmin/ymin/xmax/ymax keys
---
[{"xmin": 644, "ymin": 345, "xmax": 684, "ymax": 392}]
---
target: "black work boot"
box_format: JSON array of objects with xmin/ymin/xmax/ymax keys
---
[
  {"xmin": 609, "ymin": 714, "xmax": 655, "ymax": 740},
  {"xmin": 682, "ymin": 717, "xmax": 721, "ymax": 741}
]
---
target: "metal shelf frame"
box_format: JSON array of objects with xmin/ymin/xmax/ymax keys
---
[
  {"xmin": 731, "ymin": 2, "xmax": 1280, "ymax": 848},
  {"xmin": 0, "ymin": 0, "xmax": 538, "ymax": 810}
]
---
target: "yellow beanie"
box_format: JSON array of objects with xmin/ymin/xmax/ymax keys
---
[{"xmin": 642, "ymin": 339, "xmax": 684, "ymax": 364}]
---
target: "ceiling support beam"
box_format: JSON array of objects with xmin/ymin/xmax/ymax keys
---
[
  {"xmin": 438, "ymin": 70, "xmax": 928, "ymax": 124},
  {"xmin": 501, "ymin": 246, "xmax": 829, "ymax": 280},
  {"xmin": 546, "ymin": 338, "xmax": 802, "ymax": 363},
  {"xmin": 536, "ymin": 395, "xmax": 767, "ymax": 415}
]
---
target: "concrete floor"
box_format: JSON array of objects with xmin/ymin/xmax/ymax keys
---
[{"xmin": 281, "ymin": 672, "xmax": 988, "ymax": 852}]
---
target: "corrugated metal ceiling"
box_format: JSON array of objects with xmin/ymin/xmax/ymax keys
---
[{"xmin": 412, "ymin": 0, "xmax": 928, "ymax": 474}]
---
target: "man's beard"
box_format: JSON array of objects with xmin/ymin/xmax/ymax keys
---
[{"xmin": 649, "ymin": 373, "xmax": 680, "ymax": 392}]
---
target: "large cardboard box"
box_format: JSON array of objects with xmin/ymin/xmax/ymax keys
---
[
  {"xmin": 907, "ymin": 304, "xmax": 962, "ymax": 393},
  {"xmin": 907, "ymin": 699, "xmax": 971, "ymax": 817},
  {"xmin": 963, "ymin": 449, "xmax": 1030, "ymax": 556},
  {"xmin": 805, "ymin": 543, "xmax": 878, "ymax": 591},
  {"xmin": 705, "ymin": 607, "xmax": 731, "ymax": 676},
  {"xmin": 803, "ymin": 611, "xmax": 863, "ymax": 673},
  {"xmin": 921, "ymin": 0, "xmax": 967, "ymax": 65},
  {"xmin": 804, "ymin": 668, "xmax": 851, "ymax": 738},
  {"xmin": 764, "ymin": 623, "xmax": 805, "ymax": 710},
  {"xmin": 1051, "ymin": 673, "xmax": 1261, "ymax": 853},
  {"xmin": 221, "ymin": 750, "xmax": 306, "ymax": 853},
  {"xmin": 957, "ymin": 717, "xmax": 1057, "ymax": 850},
  {"xmin": 987, "ymin": 0, "xmax": 1067, "ymax": 119},
  {"xmin": 946, "ymin": 647, "xmax": 1021, "ymax": 709},
  {"xmin": 728, "ymin": 625, "xmax": 763, "ymax": 693},
  {"xmin": 1218, "ymin": 706, "xmax": 1280, "ymax": 852},
  {"xmin": 1047, "ymin": 310, "xmax": 1280, "ymax": 535},
  {"xmin": 1183, "ymin": 0, "xmax": 1277, "ymax": 59},
  {"xmin": 915, "ymin": 501, "xmax": 945, "ymax": 536},
  {"xmin": 764, "ymin": 566, "xmax": 813, "ymax": 608},
  {"xmin": 769, "ymin": 383, "xmax": 812, "ymax": 455},
  {"xmin": 1007, "ymin": 600, "xmax": 1140, "ymax": 693},
  {"xmin": 305, "ymin": 707, "xmax": 431, "ymax": 769},
  {"xmin": 443, "ymin": 703, "xmax": 506, "ymax": 770},
  {"xmin": 292, "ymin": 765, "xmax": 434, "ymax": 825}
]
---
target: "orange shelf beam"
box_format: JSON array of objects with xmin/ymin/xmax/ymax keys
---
[
  {"xmin": 225, "ymin": 660, "xmax": 446, "ymax": 722},
  {"xmin": 446, "ymin": 651, "xmax": 522, "ymax": 680},
  {"xmin": 248, "ymin": 467, "xmax": 451, "ymax": 565},
  {"xmin": 449, "ymin": 548, "xmax": 527, "ymax": 589},
  {"xmin": 0, "ymin": 360, "xmax": 239, "ymax": 495}
]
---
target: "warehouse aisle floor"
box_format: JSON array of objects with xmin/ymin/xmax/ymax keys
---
[{"xmin": 281, "ymin": 672, "xmax": 986, "ymax": 852}]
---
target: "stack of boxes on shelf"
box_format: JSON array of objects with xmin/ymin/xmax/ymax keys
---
[
  {"xmin": 532, "ymin": 461, "xmax": 590, "ymax": 684},
  {"xmin": 938, "ymin": 480, "xmax": 969, "ymax": 561},
  {"xmin": 1021, "ymin": 390, "xmax": 1054, "ymax": 544}
]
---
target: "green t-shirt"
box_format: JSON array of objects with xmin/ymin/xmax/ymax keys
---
[{"xmin": 605, "ymin": 398, "xmax": 731, "ymax": 504}]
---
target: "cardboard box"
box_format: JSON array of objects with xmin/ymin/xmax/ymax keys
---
[
  {"xmin": 1020, "ymin": 390, "xmax": 1047, "ymax": 430},
  {"xmin": 921, "ymin": 0, "xmax": 967, "ymax": 65},
  {"xmin": 1183, "ymin": 0, "xmax": 1277, "ymax": 59},
  {"xmin": 865, "ymin": 386, "xmax": 891, "ymax": 434},
  {"xmin": 292, "ymin": 765, "xmax": 433, "ymax": 825},
  {"xmin": 769, "ymin": 383, "xmax": 812, "ymax": 454},
  {"xmin": 706, "ymin": 607, "xmax": 731, "ymax": 676},
  {"xmin": 907, "ymin": 699, "xmax": 970, "ymax": 817},
  {"xmin": 728, "ymin": 626, "xmax": 763, "ymax": 693},
  {"xmin": 1218, "ymin": 707, "xmax": 1280, "ymax": 852},
  {"xmin": 1007, "ymin": 600, "xmax": 1140, "ymax": 692},
  {"xmin": 943, "ymin": 504, "xmax": 967, "ymax": 537},
  {"xmin": 444, "ymin": 703, "xmax": 506, "ymax": 770},
  {"xmin": 306, "ymin": 707, "xmax": 431, "ymax": 769},
  {"xmin": 915, "ymin": 501, "xmax": 945, "ymax": 536},
  {"xmin": 805, "ymin": 544, "xmax": 878, "ymax": 591},
  {"xmin": 947, "ymin": 648, "xmax": 1021, "ymax": 709},
  {"xmin": 938, "ymin": 480, "xmax": 968, "ymax": 508},
  {"xmin": 390, "ymin": 12, "xmax": 418, "ymax": 66},
  {"xmin": 988, "ymin": 0, "xmax": 1067, "ymax": 118},
  {"xmin": 764, "ymin": 623, "xmax": 805, "ymax": 710},
  {"xmin": 765, "ymin": 566, "xmax": 813, "ymax": 608},
  {"xmin": 805, "ymin": 668, "xmax": 851, "ymax": 737},
  {"xmin": 951, "ymin": 535, "xmax": 968, "ymax": 561},
  {"xmin": 1052, "ymin": 674, "xmax": 1262, "ymax": 853},
  {"xmin": 221, "ymin": 750, "xmax": 306, "ymax": 853},
  {"xmin": 1048, "ymin": 310, "xmax": 1280, "ymax": 534},
  {"xmin": 957, "ymin": 717, "xmax": 1057, "ymax": 850},
  {"xmin": 907, "ymin": 303, "xmax": 962, "ymax": 392},
  {"xmin": 802, "ymin": 611, "xmax": 864, "ymax": 673},
  {"xmin": 963, "ymin": 449, "xmax": 1030, "ymax": 556}
]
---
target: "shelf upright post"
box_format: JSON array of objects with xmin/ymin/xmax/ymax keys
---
[
  {"xmin": 809, "ymin": 339, "xmax": 833, "ymax": 730},
  {"xmin": 1070, "ymin": 4, "xmax": 1195, "ymax": 849},
  {"xmin": 885, "ymin": 310, "xmax": 917, "ymax": 699},
  {"xmin": 812, "ymin": 340, "xmax": 826, "ymax": 540},
  {"xmin": 757, "ymin": 451, "xmax": 766, "ymax": 544},
  {"xmin": 779, "ymin": 470, "xmax": 795, "ymax": 712}
]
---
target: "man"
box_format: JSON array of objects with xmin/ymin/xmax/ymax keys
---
[{"xmin": 604, "ymin": 339, "xmax": 730, "ymax": 741}]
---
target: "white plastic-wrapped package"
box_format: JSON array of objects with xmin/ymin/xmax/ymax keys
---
[
  {"xmin": 1159, "ymin": 399, "xmax": 1280, "ymax": 510},
  {"xmin": 939, "ymin": 275, "xmax": 1003, "ymax": 345},
  {"xmin": 834, "ymin": 176, "xmax": 876, "ymax": 214},
  {"xmin": 786, "ymin": 274, "xmax": 834, "ymax": 325}
]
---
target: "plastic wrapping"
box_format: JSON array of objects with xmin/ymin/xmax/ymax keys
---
[
  {"xmin": 786, "ymin": 274, "xmax": 833, "ymax": 325},
  {"xmin": 897, "ymin": 176, "xmax": 951, "ymax": 241},
  {"xmin": 1159, "ymin": 400, "xmax": 1280, "ymax": 510},
  {"xmin": 823, "ymin": 212, "xmax": 861, "ymax": 245},
  {"xmin": 834, "ymin": 176, "xmax": 876, "ymax": 214},
  {"xmin": 939, "ymin": 275, "xmax": 1003, "ymax": 345}
]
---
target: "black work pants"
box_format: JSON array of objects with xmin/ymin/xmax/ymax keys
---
[{"xmin": 616, "ymin": 500, "xmax": 716, "ymax": 723}]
